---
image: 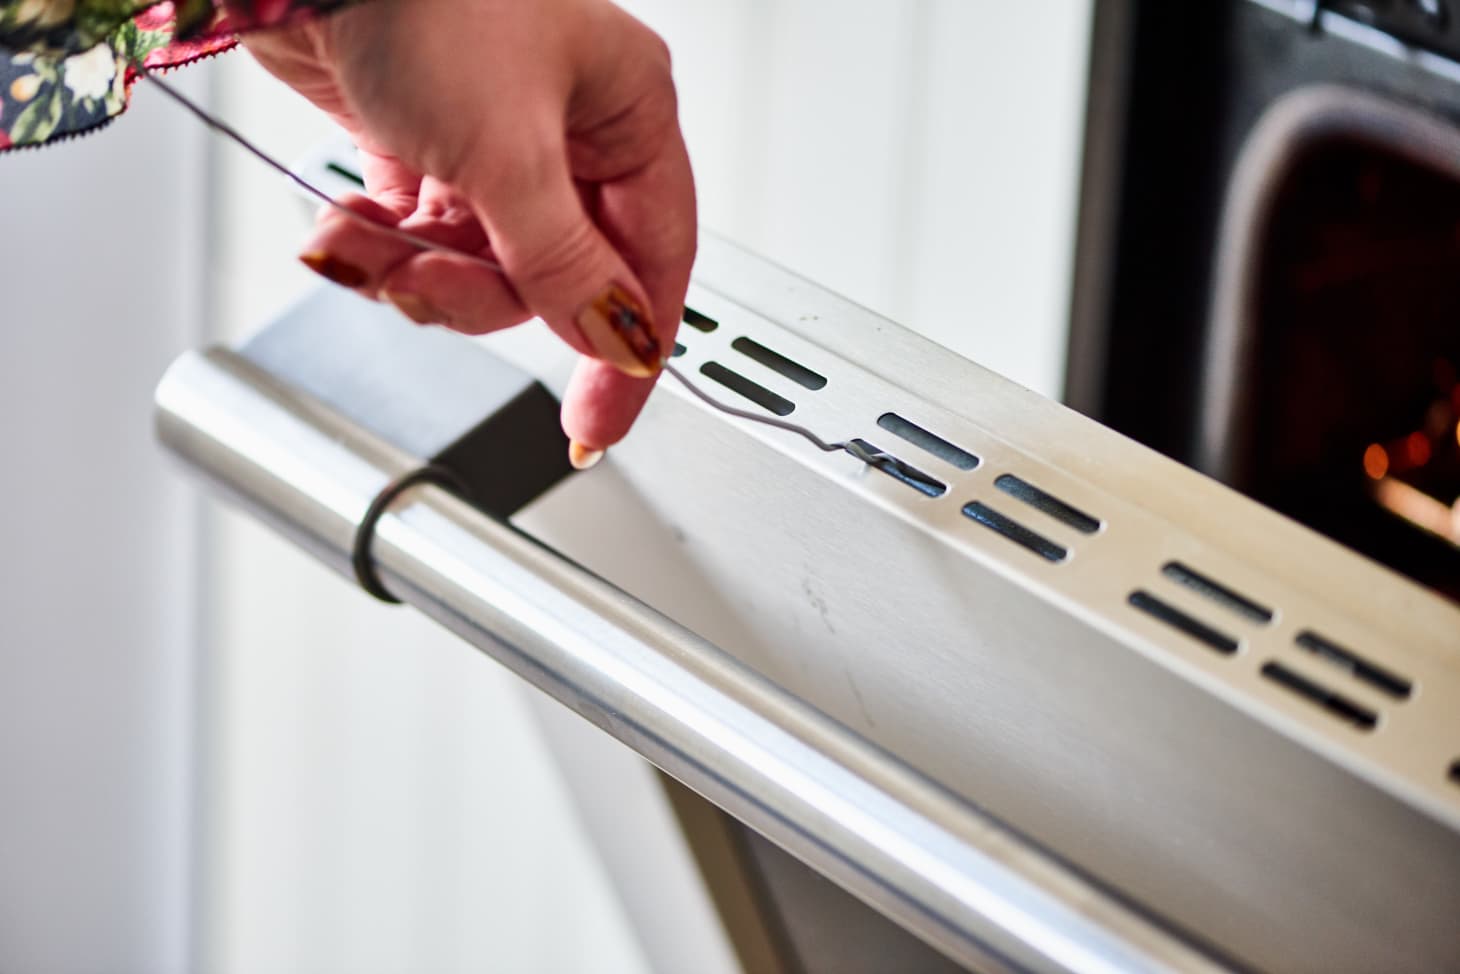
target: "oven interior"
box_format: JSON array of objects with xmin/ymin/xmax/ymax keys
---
[{"xmin": 1244, "ymin": 136, "xmax": 1460, "ymax": 604}]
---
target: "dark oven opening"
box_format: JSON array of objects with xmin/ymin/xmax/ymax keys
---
[
  {"xmin": 1069, "ymin": 5, "xmax": 1460, "ymax": 610},
  {"xmin": 1241, "ymin": 136, "xmax": 1460, "ymax": 603}
]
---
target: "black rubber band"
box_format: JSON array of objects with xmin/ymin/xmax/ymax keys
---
[{"xmin": 352, "ymin": 464, "xmax": 466, "ymax": 604}]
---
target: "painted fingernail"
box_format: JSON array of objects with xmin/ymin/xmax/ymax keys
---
[
  {"xmin": 568, "ymin": 440, "xmax": 605, "ymax": 471},
  {"xmin": 576, "ymin": 283, "xmax": 662, "ymax": 378},
  {"xmin": 384, "ymin": 290, "xmax": 444, "ymax": 325},
  {"xmin": 299, "ymin": 251, "xmax": 370, "ymax": 288}
]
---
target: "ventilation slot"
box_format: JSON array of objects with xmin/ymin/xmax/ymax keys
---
[
  {"xmin": 1127, "ymin": 591, "xmax": 1238, "ymax": 655},
  {"xmin": 683, "ymin": 306, "xmax": 719, "ymax": 333},
  {"xmin": 1295, "ymin": 630, "xmax": 1412, "ymax": 700},
  {"xmin": 851, "ymin": 440, "xmax": 946, "ymax": 497},
  {"xmin": 1161, "ymin": 562, "xmax": 1273, "ymax": 624},
  {"xmin": 731, "ymin": 337, "xmax": 827, "ymax": 390},
  {"xmin": 877, "ymin": 413, "xmax": 979, "ymax": 470},
  {"xmin": 671, "ymin": 342, "xmax": 686, "ymax": 358},
  {"xmin": 1450, "ymin": 760, "xmax": 1460, "ymax": 788},
  {"xmin": 1261, "ymin": 662, "xmax": 1378, "ymax": 731},
  {"xmin": 326, "ymin": 161, "xmax": 365, "ymax": 187},
  {"xmin": 700, "ymin": 362, "xmax": 794, "ymax": 416},
  {"xmin": 962, "ymin": 501, "xmax": 1068, "ymax": 562},
  {"xmin": 995, "ymin": 474, "xmax": 1101, "ymax": 534}
]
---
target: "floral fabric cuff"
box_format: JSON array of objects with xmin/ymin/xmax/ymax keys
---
[{"xmin": 0, "ymin": 0, "xmax": 356, "ymax": 150}]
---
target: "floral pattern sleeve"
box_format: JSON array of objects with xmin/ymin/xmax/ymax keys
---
[{"xmin": 0, "ymin": 0, "xmax": 359, "ymax": 150}]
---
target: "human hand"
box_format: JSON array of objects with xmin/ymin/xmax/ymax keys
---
[{"xmin": 242, "ymin": 0, "xmax": 696, "ymax": 466}]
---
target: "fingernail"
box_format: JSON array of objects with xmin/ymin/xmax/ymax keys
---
[
  {"xmin": 568, "ymin": 440, "xmax": 605, "ymax": 470},
  {"xmin": 576, "ymin": 283, "xmax": 662, "ymax": 378},
  {"xmin": 384, "ymin": 290, "xmax": 444, "ymax": 325},
  {"xmin": 299, "ymin": 251, "xmax": 370, "ymax": 288}
]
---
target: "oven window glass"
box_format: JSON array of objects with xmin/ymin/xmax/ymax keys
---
[{"xmin": 1250, "ymin": 137, "xmax": 1460, "ymax": 605}]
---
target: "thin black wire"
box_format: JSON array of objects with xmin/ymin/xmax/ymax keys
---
[
  {"xmin": 136, "ymin": 65, "xmax": 506, "ymax": 272},
  {"xmin": 663, "ymin": 364, "xmax": 896, "ymax": 467},
  {"xmin": 661, "ymin": 362, "xmax": 847, "ymax": 453},
  {"xmin": 138, "ymin": 63, "xmax": 885, "ymax": 466}
]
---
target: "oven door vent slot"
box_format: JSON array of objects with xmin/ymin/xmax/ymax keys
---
[
  {"xmin": 963, "ymin": 501, "xmax": 1069, "ymax": 562},
  {"xmin": 671, "ymin": 341, "xmax": 686, "ymax": 358},
  {"xmin": 994, "ymin": 474, "xmax": 1102, "ymax": 534},
  {"xmin": 876, "ymin": 413, "xmax": 980, "ymax": 471},
  {"xmin": 851, "ymin": 440, "xmax": 947, "ymax": 498},
  {"xmin": 1261, "ymin": 662, "xmax": 1379, "ymax": 731},
  {"xmin": 1295, "ymin": 630, "xmax": 1413, "ymax": 700},
  {"xmin": 325, "ymin": 161, "xmax": 365, "ymax": 187},
  {"xmin": 731, "ymin": 337, "xmax": 827, "ymax": 391},
  {"xmin": 699, "ymin": 361, "xmax": 795, "ymax": 416},
  {"xmin": 1127, "ymin": 590, "xmax": 1239, "ymax": 655},
  {"xmin": 1160, "ymin": 561, "xmax": 1274, "ymax": 625},
  {"xmin": 683, "ymin": 306, "xmax": 719, "ymax": 333}
]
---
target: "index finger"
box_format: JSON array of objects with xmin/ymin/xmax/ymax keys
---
[{"xmin": 559, "ymin": 126, "xmax": 697, "ymax": 450}]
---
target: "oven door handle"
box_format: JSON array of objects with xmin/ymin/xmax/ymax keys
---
[{"xmin": 156, "ymin": 346, "xmax": 1228, "ymax": 974}]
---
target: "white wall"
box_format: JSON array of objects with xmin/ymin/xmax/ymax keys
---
[
  {"xmin": 648, "ymin": 0, "xmax": 1092, "ymax": 397},
  {"xmin": 0, "ymin": 80, "xmax": 209, "ymax": 973},
  {"xmin": 0, "ymin": 3, "xmax": 1090, "ymax": 972}
]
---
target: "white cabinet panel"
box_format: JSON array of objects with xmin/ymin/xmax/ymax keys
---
[
  {"xmin": 0, "ymin": 79, "xmax": 208, "ymax": 974},
  {"xmin": 626, "ymin": 0, "xmax": 1093, "ymax": 396}
]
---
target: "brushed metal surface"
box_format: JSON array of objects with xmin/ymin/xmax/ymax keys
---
[
  {"xmin": 501, "ymin": 235, "xmax": 1460, "ymax": 972},
  {"xmin": 158, "ymin": 233, "xmax": 1460, "ymax": 971},
  {"xmin": 156, "ymin": 346, "xmax": 1219, "ymax": 974}
]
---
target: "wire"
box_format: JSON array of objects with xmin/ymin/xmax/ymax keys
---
[
  {"xmin": 661, "ymin": 362, "xmax": 847, "ymax": 453},
  {"xmin": 138, "ymin": 62, "xmax": 885, "ymax": 467},
  {"xmin": 135, "ymin": 65, "xmax": 505, "ymax": 273},
  {"xmin": 662, "ymin": 363, "xmax": 900, "ymax": 470}
]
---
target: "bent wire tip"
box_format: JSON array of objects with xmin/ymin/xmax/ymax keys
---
[
  {"xmin": 661, "ymin": 362, "xmax": 855, "ymax": 455},
  {"xmin": 660, "ymin": 363, "xmax": 906, "ymax": 482},
  {"xmin": 841, "ymin": 440, "xmax": 885, "ymax": 466}
]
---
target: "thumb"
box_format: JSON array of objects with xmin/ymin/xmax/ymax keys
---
[{"xmin": 456, "ymin": 142, "xmax": 666, "ymax": 380}]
